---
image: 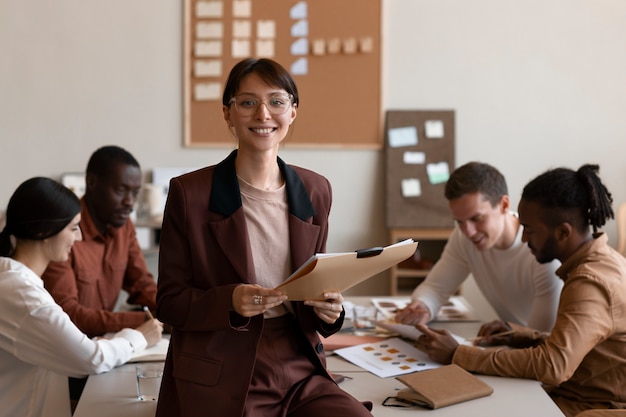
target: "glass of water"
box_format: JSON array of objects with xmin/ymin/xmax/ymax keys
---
[{"xmin": 135, "ymin": 362, "xmax": 164, "ymax": 401}]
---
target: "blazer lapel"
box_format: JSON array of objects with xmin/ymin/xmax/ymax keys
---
[
  {"xmin": 288, "ymin": 215, "xmax": 320, "ymax": 273},
  {"xmin": 207, "ymin": 150, "xmax": 256, "ymax": 283},
  {"xmin": 209, "ymin": 211, "xmax": 256, "ymax": 284}
]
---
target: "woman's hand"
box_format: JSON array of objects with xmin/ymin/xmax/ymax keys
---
[
  {"xmin": 232, "ymin": 284, "xmax": 287, "ymax": 317},
  {"xmin": 135, "ymin": 319, "xmax": 164, "ymax": 347},
  {"xmin": 304, "ymin": 292, "xmax": 344, "ymax": 324}
]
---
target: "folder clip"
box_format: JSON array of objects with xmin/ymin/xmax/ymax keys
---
[{"xmin": 356, "ymin": 247, "xmax": 384, "ymax": 258}]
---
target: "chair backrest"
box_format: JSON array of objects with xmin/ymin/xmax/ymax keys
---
[{"xmin": 617, "ymin": 203, "xmax": 626, "ymax": 256}]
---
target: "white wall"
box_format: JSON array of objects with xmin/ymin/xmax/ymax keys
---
[{"xmin": 1, "ymin": 1, "xmax": 625, "ymax": 299}]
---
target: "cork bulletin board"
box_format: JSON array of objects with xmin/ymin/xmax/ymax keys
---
[
  {"xmin": 385, "ymin": 110, "xmax": 456, "ymax": 228},
  {"xmin": 183, "ymin": 0, "xmax": 382, "ymax": 148}
]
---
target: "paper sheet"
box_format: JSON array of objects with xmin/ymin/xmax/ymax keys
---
[
  {"xmin": 101, "ymin": 335, "xmax": 169, "ymax": 363},
  {"xmin": 371, "ymin": 296, "xmax": 478, "ymax": 322},
  {"xmin": 388, "ymin": 126, "xmax": 418, "ymax": 148},
  {"xmin": 334, "ymin": 337, "xmax": 439, "ymax": 378}
]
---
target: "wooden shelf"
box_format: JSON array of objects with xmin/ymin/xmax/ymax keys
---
[{"xmin": 389, "ymin": 228, "xmax": 453, "ymax": 295}]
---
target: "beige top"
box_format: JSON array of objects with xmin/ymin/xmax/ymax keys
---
[{"xmin": 238, "ymin": 177, "xmax": 291, "ymax": 318}]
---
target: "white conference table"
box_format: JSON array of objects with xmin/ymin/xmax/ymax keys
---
[
  {"xmin": 74, "ymin": 297, "xmax": 565, "ymax": 417},
  {"xmin": 326, "ymin": 355, "xmax": 565, "ymax": 416}
]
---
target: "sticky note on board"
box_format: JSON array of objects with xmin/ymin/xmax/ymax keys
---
[
  {"xmin": 327, "ymin": 38, "xmax": 341, "ymax": 54},
  {"xmin": 290, "ymin": 1, "xmax": 307, "ymax": 19},
  {"xmin": 388, "ymin": 126, "xmax": 418, "ymax": 148},
  {"xmin": 343, "ymin": 38, "xmax": 357, "ymax": 54},
  {"xmin": 257, "ymin": 20, "xmax": 276, "ymax": 39},
  {"xmin": 360, "ymin": 37, "xmax": 374, "ymax": 53},
  {"xmin": 427, "ymin": 162, "xmax": 450, "ymax": 184},
  {"xmin": 425, "ymin": 120, "xmax": 445, "ymax": 138},
  {"xmin": 291, "ymin": 58, "xmax": 308, "ymax": 75},
  {"xmin": 194, "ymin": 60, "xmax": 222, "ymax": 77},
  {"xmin": 291, "ymin": 20, "xmax": 308, "ymax": 37},
  {"xmin": 195, "ymin": 41, "xmax": 222, "ymax": 57},
  {"xmin": 291, "ymin": 38, "xmax": 308, "ymax": 55},
  {"xmin": 402, "ymin": 179, "xmax": 422, "ymax": 197},
  {"xmin": 256, "ymin": 40, "xmax": 274, "ymax": 57},
  {"xmin": 196, "ymin": 22, "xmax": 223, "ymax": 39},
  {"xmin": 311, "ymin": 39, "xmax": 325, "ymax": 56},
  {"xmin": 403, "ymin": 151, "xmax": 426, "ymax": 165},
  {"xmin": 233, "ymin": 0, "xmax": 251, "ymax": 17},
  {"xmin": 233, "ymin": 20, "xmax": 251, "ymax": 38},
  {"xmin": 196, "ymin": 1, "xmax": 223, "ymax": 18},
  {"xmin": 232, "ymin": 39, "xmax": 250, "ymax": 58},
  {"xmin": 194, "ymin": 82, "xmax": 221, "ymax": 101}
]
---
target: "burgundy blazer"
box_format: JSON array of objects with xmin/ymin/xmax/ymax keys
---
[{"xmin": 155, "ymin": 150, "xmax": 342, "ymax": 417}]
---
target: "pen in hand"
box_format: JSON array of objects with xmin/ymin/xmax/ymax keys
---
[
  {"xmin": 466, "ymin": 330, "xmax": 515, "ymax": 343},
  {"xmin": 143, "ymin": 306, "xmax": 155, "ymax": 321}
]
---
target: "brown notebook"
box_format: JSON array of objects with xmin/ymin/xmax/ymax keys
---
[{"xmin": 396, "ymin": 364, "xmax": 493, "ymax": 409}]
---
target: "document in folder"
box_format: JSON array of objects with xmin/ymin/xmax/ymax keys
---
[{"xmin": 274, "ymin": 239, "xmax": 418, "ymax": 300}]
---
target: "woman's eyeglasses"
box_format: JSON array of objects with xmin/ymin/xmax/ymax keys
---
[{"xmin": 229, "ymin": 94, "xmax": 294, "ymax": 116}]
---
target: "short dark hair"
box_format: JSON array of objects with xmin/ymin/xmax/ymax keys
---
[
  {"xmin": 445, "ymin": 162, "xmax": 508, "ymax": 206},
  {"xmin": 521, "ymin": 164, "xmax": 614, "ymax": 233},
  {"xmin": 222, "ymin": 58, "xmax": 299, "ymax": 108},
  {"xmin": 0, "ymin": 177, "xmax": 81, "ymax": 256},
  {"xmin": 86, "ymin": 145, "xmax": 140, "ymax": 179}
]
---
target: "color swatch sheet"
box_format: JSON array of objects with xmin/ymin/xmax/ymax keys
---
[{"xmin": 334, "ymin": 337, "xmax": 438, "ymax": 378}]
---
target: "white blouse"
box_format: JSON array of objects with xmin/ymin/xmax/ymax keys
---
[{"xmin": 0, "ymin": 257, "xmax": 147, "ymax": 417}]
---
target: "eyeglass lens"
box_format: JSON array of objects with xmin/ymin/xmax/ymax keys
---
[{"xmin": 231, "ymin": 94, "xmax": 292, "ymax": 115}]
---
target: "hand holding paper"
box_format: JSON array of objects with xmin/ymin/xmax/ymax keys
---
[
  {"xmin": 232, "ymin": 284, "xmax": 287, "ymax": 317},
  {"xmin": 303, "ymin": 291, "xmax": 344, "ymax": 324}
]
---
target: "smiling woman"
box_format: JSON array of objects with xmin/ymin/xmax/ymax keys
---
[{"xmin": 155, "ymin": 58, "xmax": 374, "ymax": 417}]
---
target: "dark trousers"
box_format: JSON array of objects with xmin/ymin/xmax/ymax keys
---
[{"xmin": 245, "ymin": 315, "xmax": 373, "ymax": 417}]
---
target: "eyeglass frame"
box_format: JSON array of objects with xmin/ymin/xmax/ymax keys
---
[
  {"xmin": 381, "ymin": 396, "xmax": 428, "ymax": 409},
  {"xmin": 227, "ymin": 93, "xmax": 295, "ymax": 116}
]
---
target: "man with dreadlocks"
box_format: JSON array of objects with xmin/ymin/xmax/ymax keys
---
[{"xmin": 413, "ymin": 164, "xmax": 626, "ymax": 417}]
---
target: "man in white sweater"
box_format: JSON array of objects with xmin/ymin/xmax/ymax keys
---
[{"xmin": 396, "ymin": 162, "xmax": 562, "ymax": 338}]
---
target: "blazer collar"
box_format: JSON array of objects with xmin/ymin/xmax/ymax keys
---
[{"xmin": 209, "ymin": 149, "xmax": 316, "ymax": 221}]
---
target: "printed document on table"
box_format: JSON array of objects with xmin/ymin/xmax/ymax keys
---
[
  {"xmin": 371, "ymin": 296, "xmax": 478, "ymax": 322},
  {"xmin": 372, "ymin": 320, "xmax": 470, "ymax": 346},
  {"xmin": 334, "ymin": 337, "xmax": 439, "ymax": 378}
]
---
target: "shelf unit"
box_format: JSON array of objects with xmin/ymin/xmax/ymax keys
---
[
  {"xmin": 134, "ymin": 219, "xmax": 162, "ymax": 255},
  {"xmin": 389, "ymin": 228, "xmax": 453, "ymax": 295}
]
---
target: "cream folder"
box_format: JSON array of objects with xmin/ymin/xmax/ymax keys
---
[{"xmin": 275, "ymin": 239, "xmax": 418, "ymax": 300}]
